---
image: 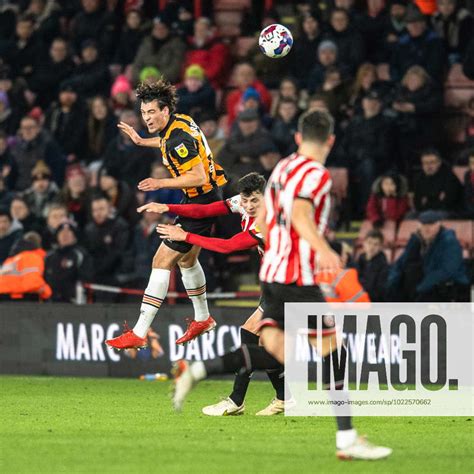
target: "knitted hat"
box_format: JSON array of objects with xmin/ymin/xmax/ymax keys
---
[
  {"xmin": 139, "ymin": 66, "xmax": 162, "ymax": 83},
  {"xmin": 184, "ymin": 64, "xmax": 205, "ymax": 81},
  {"xmin": 31, "ymin": 160, "xmax": 51, "ymax": 178},
  {"xmin": 242, "ymin": 87, "xmax": 261, "ymax": 103},
  {"xmin": 111, "ymin": 75, "xmax": 132, "ymax": 97},
  {"xmin": 318, "ymin": 40, "xmax": 338, "ymax": 53},
  {"xmin": 55, "ymin": 219, "xmax": 79, "ymax": 239}
]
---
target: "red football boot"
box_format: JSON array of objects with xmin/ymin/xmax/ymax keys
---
[
  {"xmin": 105, "ymin": 322, "xmax": 147, "ymax": 350},
  {"xmin": 175, "ymin": 316, "xmax": 217, "ymax": 345}
]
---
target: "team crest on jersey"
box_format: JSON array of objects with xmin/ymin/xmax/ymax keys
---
[{"xmin": 174, "ymin": 143, "xmax": 188, "ymax": 158}]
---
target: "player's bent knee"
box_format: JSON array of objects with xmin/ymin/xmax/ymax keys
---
[
  {"xmin": 242, "ymin": 309, "xmax": 263, "ymax": 334},
  {"xmin": 177, "ymin": 246, "xmax": 201, "ymax": 269},
  {"xmin": 152, "ymin": 243, "xmax": 182, "ymax": 270},
  {"xmin": 260, "ymin": 327, "xmax": 284, "ymax": 364}
]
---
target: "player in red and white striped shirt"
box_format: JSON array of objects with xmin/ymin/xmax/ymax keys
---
[{"xmin": 172, "ymin": 110, "xmax": 391, "ymax": 460}]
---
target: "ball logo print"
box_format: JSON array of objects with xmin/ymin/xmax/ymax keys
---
[{"xmin": 259, "ymin": 24, "xmax": 293, "ymax": 58}]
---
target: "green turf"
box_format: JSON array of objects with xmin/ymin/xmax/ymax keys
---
[{"xmin": 1, "ymin": 376, "xmax": 472, "ymax": 474}]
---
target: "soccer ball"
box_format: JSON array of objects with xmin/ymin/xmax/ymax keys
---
[{"xmin": 258, "ymin": 24, "xmax": 293, "ymax": 59}]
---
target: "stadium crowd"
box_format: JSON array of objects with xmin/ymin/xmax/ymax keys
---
[{"xmin": 0, "ymin": 0, "xmax": 472, "ymax": 302}]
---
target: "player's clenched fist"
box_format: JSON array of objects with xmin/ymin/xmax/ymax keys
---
[
  {"xmin": 137, "ymin": 202, "xmax": 169, "ymax": 214},
  {"xmin": 156, "ymin": 224, "xmax": 187, "ymax": 241},
  {"xmin": 138, "ymin": 178, "xmax": 162, "ymax": 191}
]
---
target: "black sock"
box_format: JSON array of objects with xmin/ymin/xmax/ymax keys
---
[
  {"xmin": 322, "ymin": 345, "xmax": 353, "ymax": 431},
  {"xmin": 266, "ymin": 366, "xmax": 286, "ymax": 401},
  {"xmin": 203, "ymin": 343, "xmax": 281, "ymax": 376},
  {"xmin": 229, "ymin": 329, "xmax": 259, "ymax": 406}
]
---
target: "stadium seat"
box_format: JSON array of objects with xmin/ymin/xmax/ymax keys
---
[
  {"xmin": 442, "ymin": 220, "xmax": 474, "ymax": 249},
  {"xmin": 444, "ymin": 88, "xmax": 474, "ymax": 108},
  {"xmin": 445, "ymin": 63, "xmax": 474, "ymax": 88},
  {"xmin": 357, "ymin": 220, "xmax": 397, "ymax": 247},
  {"xmin": 395, "ymin": 219, "xmax": 419, "ymax": 246},
  {"xmin": 453, "ymin": 165, "xmax": 468, "ymax": 184},
  {"xmin": 214, "ymin": 0, "xmax": 251, "ymax": 10}
]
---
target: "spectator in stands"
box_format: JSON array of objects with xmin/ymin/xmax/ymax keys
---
[
  {"xmin": 356, "ymin": 229, "xmax": 389, "ymax": 302},
  {"xmin": 10, "ymin": 115, "xmax": 65, "ymax": 191},
  {"xmin": 314, "ymin": 66, "xmax": 351, "ymax": 121},
  {"xmin": 0, "ymin": 177, "xmax": 13, "ymax": 208},
  {"xmin": 366, "ymin": 173, "xmax": 410, "ymax": 226},
  {"xmin": 413, "ymin": 149, "xmax": 463, "ymax": 216},
  {"xmin": 463, "ymin": 37, "xmax": 474, "ymax": 80},
  {"xmin": 112, "ymin": 8, "xmax": 145, "ymax": 71},
  {"xmin": 0, "ymin": 89, "xmax": 16, "ymax": 136},
  {"xmin": 270, "ymin": 77, "xmax": 302, "ymax": 117},
  {"xmin": 10, "ymin": 196, "xmax": 43, "ymax": 234},
  {"xmin": 431, "ymin": 0, "xmax": 473, "ymax": 62},
  {"xmin": 258, "ymin": 144, "xmax": 282, "ymax": 181},
  {"xmin": 197, "ymin": 111, "xmax": 225, "ymax": 159},
  {"xmin": 67, "ymin": 39, "xmax": 110, "ymax": 98},
  {"xmin": 290, "ymin": 11, "xmax": 322, "ymax": 89},
  {"xmin": 57, "ymin": 164, "xmax": 90, "ymax": 229},
  {"xmin": 141, "ymin": 163, "xmax": 183, "ymax": 207},
  {"xmin": 270, "ymin": 98, "xmax": 299, "ymax": 156},
  {"xmin": 102, "ymin": 109, "xmax": 157, "ymax": 188},
  {"xmin": 380, "ymin": 0, "xmax": 408, "ymax": 62},
  {"xmin": 45, "ymin": 220, "xmax": 93, "ymax": 302},
  {"xmin": 132, "ymin": 15, "xmax": 186, "ymax": 84},
  {"xmin": 327, "ymin": 8, "xmax": 366, "ymax": 74},
  {"xmin": 348, "ymin": 63, "xmax": 387, "ymax": 118},
  {"xmin": 217, "ymin": 108, "xmax": 276, "ymax": 182},
  {"xmin": 70, "ymin": 0, "xmax": 119, "ymax": 61},
  {"xmin": 0, "ymin": 231, "xmax": 52, "ymax": 301},
  {"xmin": 307, "ymin": 40, "xmax": 344, "ymax": 95},
  {"xmin": 0, "ymin": 207, "xmax": 22, "ymax": 264},
  {"xmin": 44, "ymin": 81, "xmax": 87, "ymax": 163},
  {"xmin": 23, "ymin": 161, "xmax": 59, "ymax": 218},
  {"xmin": 183, "ymin": 17, "xmax": 230, "ymax": 89},
  {"xmin": 225, "ymin": 62, "xmax": 272, "ymax": 126},
  {"xmin": 0, "ymin": 65, "xmax": 28, "ymax": 135},
  {"xmin": 27, "ymin": 37, "xmax": 75, "ymax": 109},
  {"xmin": 176, "ymin": 64, "xmax": 216, "ymax": 116},
  {"xmin": 391, "ymin": 65, "xmax": 443, "ymax": 172},
  {"xmin": 236, "ymin": 86, "xmax": 272, "ymax": 130},
  {"xmin": 98, "ymin": 166, "xmax": 139, "ymax": 226},
  {"xmin": 0, "ymin": 131, "xmax": 16, "ymax": 190},
  {"xmin": 83, "ymin": 194, "xmax": 130, "ymax": 285},
  {"xmin": 110, "ymin": 74, "xmax": 134, "ymax": 115},
  {"xmin": 41, "ymin": 202, "xmax": 68, "ymax": 251},
  {"xmin": 25, "ymin": 0, "xmax": 61, "ymax": 45},
  {"xmin": 463, "ymin": 151, "xmax": 474, "ymax": 218},
  {"xmin": 386, "ymin": 210, "xmax": 469, "ymax": 301},
  {"xmin": 9, "ymin": 13, "xmax": 43, "ymax": 81},
  {"xmin": 82, "ymin": 95, "xmax": 117, "ymax": 164},
  {"xmin": 390, "ymin": 4, "xmax": 446, "ymax": 83},
  {"xmin": 341, "ymin": 88, "xmax": 396, "ymax": 216}
]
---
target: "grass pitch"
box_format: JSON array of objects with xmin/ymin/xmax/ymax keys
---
[{"xmin": 1, "ymin": 376, "xmax": 472, "ymax": 474}]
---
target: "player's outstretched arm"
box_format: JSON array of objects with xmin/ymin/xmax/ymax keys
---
[
  {"xmin": 138, "ymin": 163, "xmax": 207, "ymax": 191},
  {"xmin": 138, "ymin": 200, "xmax": 230, "ymax": 218},
  {"xmin": 292, "ymin": 198, "xmax": 341, "ymax": 274},
  {"xmin": 117, "ymin": 121, "xmax": 162, "ymax": 148},
  {"xmin": 156, "ymin": 224, "xmax": 258, "ymax": 254}
]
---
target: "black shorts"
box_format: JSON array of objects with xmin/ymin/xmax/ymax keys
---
[
  {"xmin": 164, "ymin": 187, "xmax": 223, "ymax": 253},
  {"xmin": 258, "ymin": 282, "xmax": 335, "ymax": 336}
]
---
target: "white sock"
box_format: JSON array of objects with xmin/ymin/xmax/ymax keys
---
[
  {"xmin": 133, "ymin": 268, "xmax": 170, "ymax": 338},
  {"xmin": 336, "ymin": 429, "xmax": 357, "ymax": 450},
  {"xmin": 180, "ymin": 262, "xmax": 210, "ymax": 322},
  {"xmin": 190, "ymin": 361, "xmax": 207, "ymax": 381}
]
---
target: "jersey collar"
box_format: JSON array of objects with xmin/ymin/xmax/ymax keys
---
[{"xmin": 159, "ymin": 114, "xmax": 176, "ymax": 138}]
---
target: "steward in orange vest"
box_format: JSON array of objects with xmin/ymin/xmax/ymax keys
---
[{"xmin": 0, "ymin": 232, "xmax": 52, "ymax": 300}]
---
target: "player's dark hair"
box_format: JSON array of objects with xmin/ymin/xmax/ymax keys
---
[
  {"xmin": 238, "ymin": 172, "xmax": 266, "ymax": 196},
  {"xmin": 365, "ymin": 229, "xmax": 384, "ymax": 243},
  {"xmin": 136, "ymin": 79, "xmax": 177, "ymax": 114},
  {"xmin": 297, "ymin": 109, "xmax": 334, "ymax": 144}
]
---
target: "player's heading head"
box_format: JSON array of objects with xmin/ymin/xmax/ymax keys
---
[
  {"xmin": 136, "ymin": 79, "xmax": 177, "ymax": 134},
  {"xmin": 238, "ymin": 172, "xmax": 266, "ymax": 217},
  {"xmin": 295, "ymin": 109, "xmax": 335, "ymax": 162}
]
